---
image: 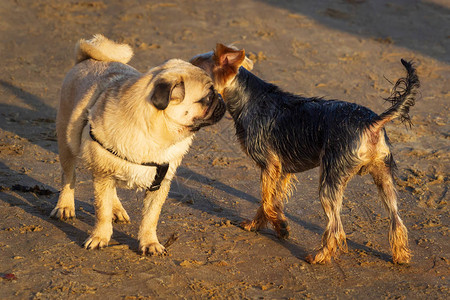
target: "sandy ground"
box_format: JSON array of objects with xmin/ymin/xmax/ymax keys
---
[{"xmin": 0, "ymin": 0, "xmax": 449, "ymax": 298}]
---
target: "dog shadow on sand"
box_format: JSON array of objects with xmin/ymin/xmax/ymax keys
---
[{"xmin": 174, "ymin": 166, "xmax": 392, "ymax": 263}]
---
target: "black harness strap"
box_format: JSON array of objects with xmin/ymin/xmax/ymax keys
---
[
  {"xmin": 146, "ymin": 163, "xmax": 169, "ymax": 191},
  {"xmin": 89, "ymin": 126, "xmax": 169, "ymax": 192}
]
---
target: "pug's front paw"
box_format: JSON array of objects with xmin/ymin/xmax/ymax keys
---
[
  {"xmin": 83, "ymin": 235, "xmax": 110, "ymax": 250},
  {"xmin": 83, "ymin": 225, "xmax": 112, "ymax": 250},
  {"xmin": 140, "ymin": 242, "xmax": 167, "ymax": 256},
  {"xmin": 50, "ymin": 206, "xmax": 76, "ymax": 220}
]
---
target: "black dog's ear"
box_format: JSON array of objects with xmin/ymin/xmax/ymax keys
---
[
  {"xmin": 215, "ymin": 44, "xmax": 246, "ymax": 70},
  {"xmin": 150, "ymin": 80, "xmax": 185, "ymax": 110}
]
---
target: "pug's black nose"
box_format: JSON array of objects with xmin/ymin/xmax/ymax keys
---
[{"xmin": 214, "ymin": 90, "xmax": 222, "ymax": 103}]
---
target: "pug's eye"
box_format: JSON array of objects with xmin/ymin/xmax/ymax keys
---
[
  {"xmin": 195, "ymin": 98, "xmax": 206, "ymax": 104},
  {"xmin": 195, "ymin": 96, "xmax": 209, "ymax": 104},
  {"xmin": 170, "ymin": 82, "xmax": 185, "ymax": 102},
  {"xmin": 196, "ymin": 88, "xmax": 215, "ymax": 104}
]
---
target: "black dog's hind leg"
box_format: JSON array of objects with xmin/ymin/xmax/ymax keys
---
[{"xmin": 368, "ymin": 156, "xmax": 411, "ymax": 264}]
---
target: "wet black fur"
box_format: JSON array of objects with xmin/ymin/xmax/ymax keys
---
[
  {"xmin": 378, "ymin": 59, "xmax": 420, "ymax": 125},
  {"xmin": 224, "ymin": 60, "xmax": 419, "ymax": 188}
]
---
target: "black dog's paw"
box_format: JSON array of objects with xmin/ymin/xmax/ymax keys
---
[{"xmin": 276, "ymin": 220, "xmax": 290, "ymax": 239}]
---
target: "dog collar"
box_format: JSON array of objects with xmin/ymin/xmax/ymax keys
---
[{"xmin": 89, "ymin": 126, "xmax": 169, "ymax": 191}]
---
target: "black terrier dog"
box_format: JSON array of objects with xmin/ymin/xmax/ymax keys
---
[{"xmin": 191, "ymin": 44, "xmax": 419, "ymax": 264}]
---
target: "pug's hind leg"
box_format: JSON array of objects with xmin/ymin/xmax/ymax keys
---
[
  {"xmin": 51, "ymin": 144, "xmax": 76, "ymax": 220},
  {"xmin": 84, "ymin": 175, "xmax": 115, "ymax": 249},
  {"xmin": 139, "ymin": 182, "xmax": 170, "ymax": 256},
  {"xmin": 112, "ymin": 187, "xmax": 130, "ymax": 224}
]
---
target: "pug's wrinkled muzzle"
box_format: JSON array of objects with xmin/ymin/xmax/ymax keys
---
[{"xmin": 190, "ymin": 91, "xmax": 226, "ymax": 131}]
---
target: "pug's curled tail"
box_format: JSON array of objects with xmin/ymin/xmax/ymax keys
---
[{"xmin": 75, "ymin": 34, "xmax": 133, "ymax": 64}]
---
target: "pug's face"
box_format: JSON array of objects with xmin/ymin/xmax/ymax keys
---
[{"xmin": 148, "ymin": 59, "xmax": 226, "ymax": 132}]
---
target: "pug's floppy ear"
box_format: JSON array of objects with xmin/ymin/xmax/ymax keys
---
[
  {"xmin": 150, "ymin": 79, "xmax": 171, "ymax": 110},
  {"xmin": 150, "ymin": 79, "xmax": 185, "ymax": 110}
]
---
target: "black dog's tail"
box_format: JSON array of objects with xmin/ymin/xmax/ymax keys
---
[{"xmin": 373, "ymin": 59, "xmax": 420, "ymax": 131}]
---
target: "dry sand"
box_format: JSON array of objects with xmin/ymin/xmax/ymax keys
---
[{"xmin": 0, "ymin": 0, "xmax": 448, "ymax": 298}]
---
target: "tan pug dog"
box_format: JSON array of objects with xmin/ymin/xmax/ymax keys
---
[{"xmin": 50, "ymin": 34, "xmax": 225, "ymax": 255}]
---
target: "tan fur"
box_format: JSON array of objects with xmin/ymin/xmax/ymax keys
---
[
  {"xmin": 75, "ymin": 34, "xmax": 133, "ymax": 64},
  {"xmin": 242, "ymin": 56, "xmax": 254, "ymax": 71},
  {"xmin": 226, "ymin": 44, "xmax": 254, "ymax": 71},
  {"xmin": 190, "ymin": 44, "xmax": 251, "ymax": 94},
  {"xmin": 308, "ymin": 128, "xmax": 410, "ymax": 264},
  {"xmin": 242, "ymin": 151, "xmax": 293, "ymax": 238},
  {"xmin": 309, "ymin": 129, "xmax": 410, "ymax": 264},
  {"xmin": 51, "ymin": 35, "xmax": 219, "ymax": 255},
  {"xmin": 368, "ymin": 160, "xmax": 411, "ymax": 264},
  {"xmin": 310, "ymin": 173, "xmax": 351, "ymax": 264}
]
